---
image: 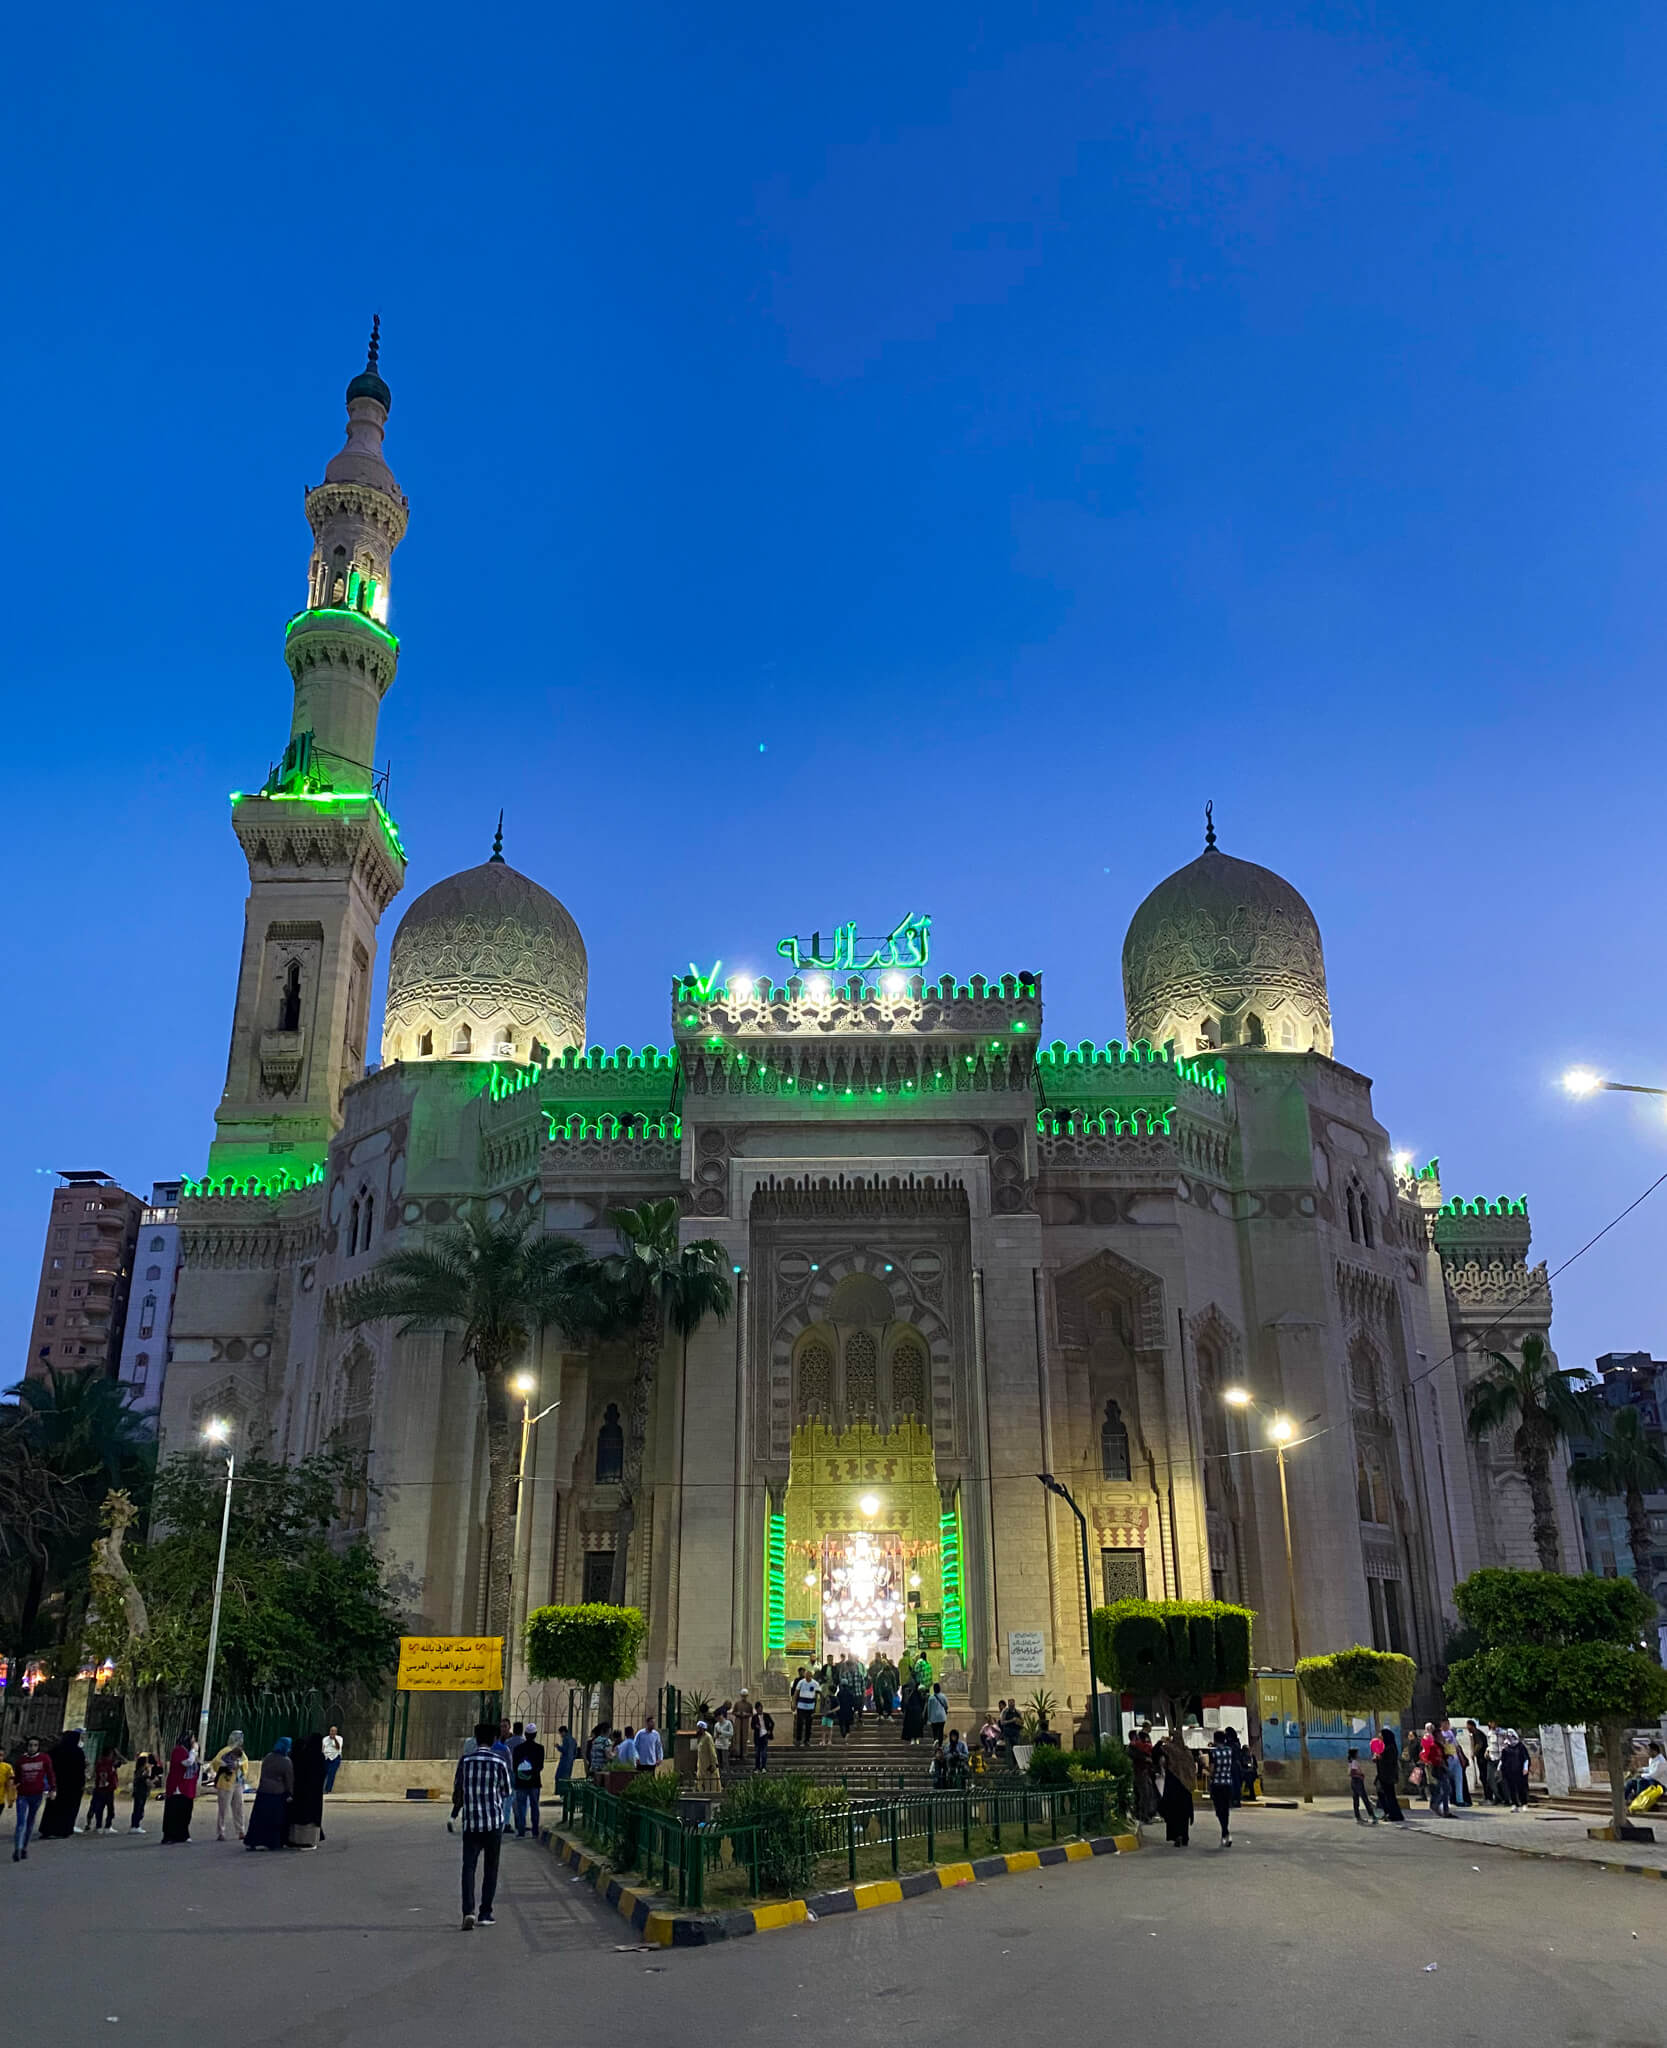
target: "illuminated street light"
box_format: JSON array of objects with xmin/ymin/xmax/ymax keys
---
[
  {"xmin": 858, "ymin": 1493, "xmax": 881, "ymax": 1517},
  {"xmin": 197, "ymin": 1420, "xmax": 236, "ymax": 1760},
  {"xmin": 511, "ymin": 1372, "xmax": 536, "ymax": 1396},
  {"xmin": 1563, "ymin": 1068, "xmax": 1667, "ymax": 1100},
  {"xmin": 507, "ymin": 1377, "xmax": 561, "ymax": 1696},
  {"xmin": 1220, "ymin": 1389, "xmax": 1311, "ymax": 1803}
]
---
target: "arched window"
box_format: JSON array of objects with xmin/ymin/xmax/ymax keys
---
[
  {"xmin": 145, "ymin": 1265, "xmax": 161, "ymax": 1281},
  {"xmin": 845, "ymin": 1331, "xmax": 878, "ymax": 1418},
  {"xmin": 1345, "ymin": 1187, "xmax": 1360, "ymax": 1243},
  {"xmin": 138, "ymin": 1294, "xmax": 156, "ymax": 1337},
  {"xmin": 890, "ymin": 1338, "xmax": 927, "ymax": 1420},
  {"xmin": 330, "ymin": 544, "xmax": 348, "ymax": 604},
  {"xmin": 451, "ymin": 1022, "xmax": 472, "ymax": 1056},
  {"xmin": 1245, "ymin": 1012, "xmax": 1266, "ymax": 1047},
  {"xmin": 531, "ymin": 1039, "xmax": 549, "ymax": 1067},
  {"xmin": 150, "ymin": 1234, "xmax": 165, "ymax": 1251},
  {"xmin": 1357, "ymin": 1453, "xmax": 1375, "ymax": 1522},
  {"xmin": 595, "ymin": 1404, "xmax": 624, "ymax": 1484},
  {"xmin": 361, "ymin": 1192, "xmax": 374, "ymax": 1245},
  {"xmin": 1100, "ymin": 1400, "xmax": 1131, "ymax": 1482},
  {"xmin": 418, "ymin": 1029, "xmax": 433, "ymax": 1057},
  {"xmin": 1280, "ymin": 1016, "xmax": 1297, "ymax": 1048},
  {"xmin": 278, "ymin": 960, "xmax": 302, "ymax": 1032},
  {"xmin": 1360, "ymin": 1191, "xmax": 1374, "ymax": 1248},
  {"xmin": 495, "ymin": 1031, "xmax": 515, "ymax": 1058},
  {"xmin": 1198, "ymin": 1018, "xmax": 1220, "ymax": 1049},
  {"xmin": 794, "ymin": 1339, "xmax": 832, "ymax": 1423},
  {"xmin": 347, "ymin": 1201, "xmax": 360, "ymax": 1256}
]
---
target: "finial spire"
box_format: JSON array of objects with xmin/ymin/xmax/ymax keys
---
[
  {"xmin": 1204, "ymin": 800, "xmax": 1216, "ymax": 851},
  {"xmin": 366, "ymin": 313, "xmax": 381, "ymax": 371},
  {"xmin": 489, "ymin": 809, "xmax": 505, "ymax": 864}
]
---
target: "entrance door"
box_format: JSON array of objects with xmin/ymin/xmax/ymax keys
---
[{"xmin": 820, "ymin": 1530, "xmax": 905, "ymax": 1666}]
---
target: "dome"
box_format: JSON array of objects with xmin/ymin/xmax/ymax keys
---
[
  {"xmin": 1121, "ymin": 829, "xmax": 1331, "ymax": 1057},
  {"xmin": 382, "ymin": 853, "xmax": 586, "ymax": 1066}
]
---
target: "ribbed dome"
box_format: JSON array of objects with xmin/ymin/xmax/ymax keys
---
[
  {"xmin": 1121, "ymin": 842, "xmax": 1331, "ymax": 1056},
  {"xmin": 382, "ymin": 858, "xmax": 586, "ymax": 1066}
]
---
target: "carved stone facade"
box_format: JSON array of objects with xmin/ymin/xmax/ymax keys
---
[{"xmin": 159, "ymin": 364, "xmax": 1572, "ymax": 1748}]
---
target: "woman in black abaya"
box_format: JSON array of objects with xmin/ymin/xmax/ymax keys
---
[
  {"xmin": 1157, "ymin": 1735, "xmax": 1195, "ymax": 1847},
  {"xmin": 38, "ymin": 1729, "xmax": 87, "ymax": 1838}
]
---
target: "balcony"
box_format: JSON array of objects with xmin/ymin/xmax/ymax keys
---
[{"xmin": 259, "ymin": 1029, "xmax": 305, "ymax": 1095}]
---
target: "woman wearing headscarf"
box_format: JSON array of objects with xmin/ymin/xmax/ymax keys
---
[
  {"xmin": 1156, "ymin": 1734, "xmax": 1195, "ymax": 1847},
  {"xmin": 244, "ymin": 1738, "xmax": 295, "ymax": 1850},
  {"xmin": 37, "ymin": 1728, "xmax": 87, "ymax": 1838},
  {"xmin": 899, "ymin": 1679, "xmax": 927, "ymax": 1747},
  {"xmin": 210, "ymin": 1732, "xmax": 247, "ymax": 1842},
  {"xmin": 1373, "ymin": 1726, "xmax": 1405, "ymax": 1823},
  {"xmin": 161, "ymin": 1733, "xmax": 200, "ymax": 1844},
  {"xmin": 1128, "ymin": 1727, "xmax": 1160, "ymax": 1822},
  {"xmin": 1498, "ymin": 1730, "xmax": 1532, "ymax": 1811},
  {"xmin": 287, "ymin": 1732, "xmax": 327, "ymax": 1848}
]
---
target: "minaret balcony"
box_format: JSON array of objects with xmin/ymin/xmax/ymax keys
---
[{"xmin": 283, "ymin": 605, "xmax": 400, "ymax": 695}]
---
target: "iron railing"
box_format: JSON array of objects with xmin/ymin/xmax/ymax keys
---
[{"xmin": 556, "ymin": 1776, "xmax": 1123, "ymax": 1911}]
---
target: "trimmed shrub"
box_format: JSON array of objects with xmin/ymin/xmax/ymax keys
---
[
  {"xmin": 1296, "ymin": 1647, "xmax": 1417, "ymax": 1715},
  {"xmin": 523, "ymin": 1603, "xmax": 646, "ymax": 1688},
  {"xmin": 1026, "ymin": 1744, "xmax": 1075, "ymax": 1787},
  {"xmin": 1091, "ymin": 1600, "xmax": 1255, "ymax": 1718}
]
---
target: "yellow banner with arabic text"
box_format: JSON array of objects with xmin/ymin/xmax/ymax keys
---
[{"xmin": 396, "ymin": 1636, "xmax": 503, "ymax": 1692}]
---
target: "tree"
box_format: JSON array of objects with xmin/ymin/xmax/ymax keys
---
[
  {"xmin": 344, "ymin": 1209, "xmax": 589, "ymax": 1656},
  {"xmin": 524, "ymin": 1604, "xmax": 647, "ymax": 1697},
  {"xmin": 0, "ymin": 1369, "xmax": 153, "ymax": 1725},
  {"xmin": 88, "ymin": 1491, "xmax": 162, "ymax": 1759},
  {"xmin": 1445, "ymin": 1567, "xmax": 1667, "ymax": 1837},
  {"xmin": 87, "ymin": 1445, "xmax": 403, "ymax": 1700},
  {"xmin": 1091, "ymin": 1599, "xmax": 1254, "ymax": 1733},
  {"xmin": 1568, "ymin": 1406, "xmax": 1667, "ymax": 1656},
  {"xmin": 576, "ymin": 1200, "xmax": 732, "ymax": 1609},
  {"xmin": 1464, "ymin": 1333, "xmax": 1590, "ymax": 1570},
  {"xmin": 1295, "ymin": 1646, "xmax": 1417, "ymax": 1717}
]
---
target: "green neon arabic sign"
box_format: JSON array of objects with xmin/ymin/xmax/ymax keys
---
[{"xmin": 775, "ymin": 913, "xmax": 931, "ymax": 976}]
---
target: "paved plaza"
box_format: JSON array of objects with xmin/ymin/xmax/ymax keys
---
[{"xmin": 6, "ymin": 1800, "xmax": 1663, "ymax": 2047}]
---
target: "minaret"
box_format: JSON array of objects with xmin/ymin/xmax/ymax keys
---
[{"xmin": 203, "ymin": 324, "xmax": 410, "ymax": 1189}]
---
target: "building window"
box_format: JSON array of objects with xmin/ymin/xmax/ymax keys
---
[
  {"xmin": 1360, "ymin": 1191, "xmax": 1374, "ymax": 1248},
  {"xmin": 150, "ymin": 1235, "xmax": 165, "ymax": 1251},
  {"xmin": 1280, "ymin": 1016, "xmax": 1297, "ymax": 1048},
  {"xmin": 1100, "ymin": 1400, "xmax": 1131, "ymax": 1482},
  {"xmin": 419, "ymin": 1029, "xmax": 433, "ymax": 1057},
  {"xmin": 347, "ymin": 1201, "xmax": 360, "ymax": 1257},
  {"xmin": 845, "ymin": 1331, "xmax": 878, "ymax": 1419},
  {"xmin": 450, "ymin": 1023, "xmax": 472, "ymax": 1055},
  {"xmin": 138, "ymin": 1294, "xmax": 156, "ymax": 1338},
  {"xmin": 361, "ymin": 1192, "xmax": 374, "ymax": 1245},
  {"xmin": 1102, "ymin": 1546, "xmax": 1147, "ymax": 1604},
  {"xmin": 132, "ymin": 1353, "xmax": 149, "ymax": 1386},
  {"xmin": 582, "ymin": 1550, "xmax": 615, "ymax": 1603},
  {"xmin": 145, "ymin": 1265, "xmax": 161, "ymax": 1281},
  {"xmin": 595, "ymin": 1404, "xmax": 624, "ymax": 1484},
  {"xmin": 278, "ymin": 959, "xmax": 303, "ymax": 1032}
]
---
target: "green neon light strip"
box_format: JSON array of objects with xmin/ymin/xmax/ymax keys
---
[
  {"xmin": 550, "ymin": 1045, "xmax": 678, "ymax": 1074},
  {"xmin": 230, "ymin": 788, "xmax": 406, "ymax": 863},
  {"xmin": 1440, "ymin": 1195, "xmax": 1527, "ymax": 1217},
  {"xmin": 543, "ymin": 1111, "xmax": 682, "ymax": 1143},
  {"xmin": 674, "ymin": 972, "xmax": 1040, "ymax": 1007},
  {"xmin": 1037, "ymin": 1104, "xmax": 1175, "ymax": 1137},
  {"xmin": 765, "ymin": 1511, "xmax": 787, "ymax": 1657},
  {"xmin": 1037, "ymin": 1039, "xmax": 1226, "ymax": 1097},
  {"xmin": 182, "ymin": 1160, "xmax": 326, "ymax": 1201},
  {"xmin": 488, "ymin": 1061, "xmax": 544, "ymax": 1101},
  {"xmin": 284, "ymin": 605, "xmax": 400, "ymax": 655},
  {"xmin": 1415, "ymin": 1157, "xmax": 1441, "ymax": 1181},
  {"xmin": 939, "ymin": 1506, "xmax": 965, "ymax": 1654}
]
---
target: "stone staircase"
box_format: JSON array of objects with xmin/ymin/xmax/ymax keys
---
[{"xmin": 735, "ymin": 1713, "xmax": 1010, "ymax": 1794}]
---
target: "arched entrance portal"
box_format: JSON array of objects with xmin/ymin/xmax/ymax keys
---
[{"xmin": 774, "ymin": 1420, "xmax": 964, "ymax": 1673}]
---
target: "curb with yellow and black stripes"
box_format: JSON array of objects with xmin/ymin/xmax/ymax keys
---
[{"xmin": 543, "ymin": 1825, "xmax": 1142, "ymax": 1947}]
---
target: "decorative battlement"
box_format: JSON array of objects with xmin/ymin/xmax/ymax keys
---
[
  {"xmin": 673, "ymin": 971, "xmax": 1041, "ymax": 1045},
  {"xmin": 1434, "ymin": 1192, "xmax": 1533, "ymax": 1266},
  {"xmin": 544, "ymin": 1111, "xmax": 682, "ymax": 1142},
  {"xmin": 284, "ymin": 604, "xmax": 400, "ymax": 656},
  {"xmin": 1440, "ymin": 1195, "xmax": 1527, "ymax": 1217},
  {"xmin": 1037, "ymin": 1105, "xmax": 1175, "ymax": 1137},
  {"xmin": 1036, "ymin": 1039, "xmax": 1226, "ymax": 1100},
  {"xmin": 182, "ymin": 1160, "xmax": 326, "ymax": 1203}
]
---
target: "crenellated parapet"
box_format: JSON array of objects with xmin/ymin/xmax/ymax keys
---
[{"xmin": 674, "ymin": 970, "xmax": 1041, "ymax": 1044}]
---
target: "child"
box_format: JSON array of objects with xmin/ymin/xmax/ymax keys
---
[{"xmin": 1348, "ymin": 1747, "xmax": 1378, "ymax": 1826}]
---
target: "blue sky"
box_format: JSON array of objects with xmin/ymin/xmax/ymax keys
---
[{"xmin": 6, "ymin": 1, "xmax": 1666, "ymax": 1377}]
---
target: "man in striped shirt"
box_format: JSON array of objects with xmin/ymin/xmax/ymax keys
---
[{"xmin": 451, "ymin": 1723, "xmax": 514, "ymax": 1930}]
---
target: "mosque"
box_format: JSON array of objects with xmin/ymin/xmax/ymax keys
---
[{"xmin": 156, "ymin": 335, "xmax": 1576, "ymax": 1738}]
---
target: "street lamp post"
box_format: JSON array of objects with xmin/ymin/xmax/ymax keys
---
[
  {"xmin": 1224, "ymin": 1390, "xmax": 1313, "ymax": 1805},
  {"xmin": 506, "ymin": 1376, "xmax": 560, "ymax": 1698},
  {"xmin": 1562, "ymin": 1069, "xmax": 1667, "ymax": 1100},
  {"xmin": 197, "ymin": 1419, "xmax": 235, "ymax": 1763},
  {"xmin": 1037, "ymin": 1474, "xmax": 1102, "ymax": 1748}
]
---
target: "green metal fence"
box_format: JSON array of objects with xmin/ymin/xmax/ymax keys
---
[{"xmin": 557, "ymin": 1777, "xmax": 1122, "ymax": 1911}]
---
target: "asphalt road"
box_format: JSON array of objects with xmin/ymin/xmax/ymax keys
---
[{"xmin": 8, "ymin": 1800, "xmax": 1664, "ymax": 2047}]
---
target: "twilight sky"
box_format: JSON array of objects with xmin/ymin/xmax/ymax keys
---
[{"xmin": 5, "ymin": 1, "xmax": 1666, "ymax": 1378}]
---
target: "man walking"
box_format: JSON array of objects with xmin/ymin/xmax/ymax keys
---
[
  {"xmin": 512, "ymin": 1722, "xmax": 545, "ymax": 1839},
  {"xmin": 792, "ymin": 1668, "xmax": 818, "ymax": 1748},
  {"xmin": 1207, "ymin": 1726, "xmax": 1242, "ymax": 1846},
  {"xmin": 451, "ymin": 1721, "xmax": 513, "ymax": 1930},
  {"xmin": 11, "ymin": 1737, "xmax": 54, "ymax": 1861},
  {"xmin": 636, "ymin": 1718, "xmax": 663, "ymax": 1770}
]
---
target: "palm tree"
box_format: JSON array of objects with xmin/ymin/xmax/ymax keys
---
[
  {"xmin": 344, "ymin": 1210, "xmax": 589, "ymax": 1654},
  {"xmin": 581, "ymin": 1199, "xmax": 733, "ymax": 1609},
  {"xmin": 1569, "ymin": 1404, "xmax": 1667, "ymax": 1656},
  {"xmin": 1465, "ymin": 1333, "xmax": 1591, "ymax": 1570}
]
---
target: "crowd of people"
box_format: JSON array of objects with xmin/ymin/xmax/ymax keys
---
[
  {"xmin": 3, "ymin": 1722, "xmax": 348, "ymax": 1860},
  {"xmin": 1128, "ymin": 1723, "xmax": 1265, "ymax": 1848}
]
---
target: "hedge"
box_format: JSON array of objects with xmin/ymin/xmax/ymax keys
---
[
  {"xmin": 1295, "ymin": 1647, "xmax": 1417, "ymax": 1715},
  {"xmin": 1091, "ymin": 1599, "xmax": 1255, "ymax": 1698},
  {"xmin": 523, "ymin": 1602, "xmax": 647, "ymax": 1687}
]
